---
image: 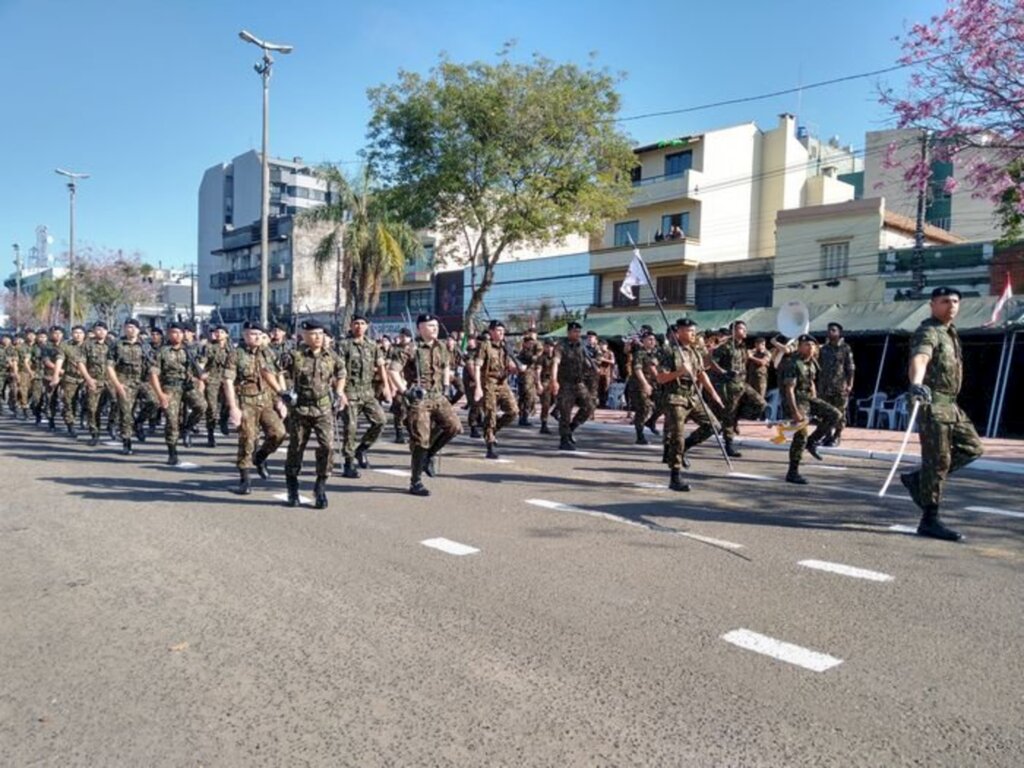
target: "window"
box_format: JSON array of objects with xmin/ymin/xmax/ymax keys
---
[
  {"xmin": 612, "ymin": 279, "xmax": 639, "ymax": 307},
  {"xmin": 660, "ymin": 212, "xmax": 690, "ymax": 239},
  {"xmin": 821, "ymin": 241, "xmax": 850, "ymax": 279},
  {"xmin": 656, "ymin": 275, "xmax": 688, "ymax": 304},
  {"xmin": 613, "ymin": 220, "xmax": 639, "ymax": 247},
  {"xmin": 664, "ymin": 150, "xmax": 693, "ymax": 177},
  {"xmin": 630, "ymin": 166, "xmax": 642, "ymax": 184}
]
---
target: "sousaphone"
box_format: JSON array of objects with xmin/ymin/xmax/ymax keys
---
[{"xmin": 772, "ymin": 300, "xmax": 810, "ymax": 368}]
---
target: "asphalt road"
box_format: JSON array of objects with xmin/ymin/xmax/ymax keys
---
[{"xmin": 2, "ymin": 415, "xmax": 1022, "ymax": 767}]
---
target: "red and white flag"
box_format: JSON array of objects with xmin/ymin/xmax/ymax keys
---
[{"xmin": 984, "ymin": 272, "xmax": 1013, "ymax": 327}]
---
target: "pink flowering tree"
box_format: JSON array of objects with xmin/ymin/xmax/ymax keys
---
[
  {"xmin": 880, "ymin": 0, "xmax": 1024, "ymax": 240},
  {"xmin": 80, "ymin": 248, "xmax": 157, "ymax": 327}
]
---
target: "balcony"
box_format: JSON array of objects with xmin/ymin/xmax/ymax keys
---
[
  {"xmin": 218, "ymin": 304, "xmax": 292, "ymax": 324},
  {"xmin": 878, "ymin": 243, "xmax": 991, "ymax": 274},
  {"xmin": 210, "ymin": 262, "xmax": 291, "ymax": 290},
  {"xmin": 630, "ymin": 169, "xmax": 703, "ymax": 207},
  {"xmin": 589, "ymin": 237, "xmax": 698, "ymax": 273}
]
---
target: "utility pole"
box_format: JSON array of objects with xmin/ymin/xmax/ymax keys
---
[
  {"xmin": 12, "ymin": 243, "xmax": 22, "ymax": 331},
  {"xmin": 55, "ymin": 168, "xmax": 89, "ymax": 323},
  {"xmin": 911, "ymin": 130, "xmax": 930, "ymax": 296},
  {"xmin": 188, "ymin": 263, "xmax": 197, "ymax": 327}
]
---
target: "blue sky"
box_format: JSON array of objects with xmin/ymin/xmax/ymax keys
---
[{"xmin": 1, "ymin": 0, "xmax": 942, "ymax": 273}]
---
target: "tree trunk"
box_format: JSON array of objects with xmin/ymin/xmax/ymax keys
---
[{"xmin": 463, "ymin": 235, "xmax": 501, "ymax": 334}]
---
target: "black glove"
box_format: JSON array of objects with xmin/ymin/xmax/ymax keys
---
[
  {"xmin": 909, "ymin": 383, "xmax": 932, "ymax": 404},
  {"xmin": 404, "ymin": 385, "xmax": 425, "ymax": 404},
  {"xmin": 724, "ymin": 369, "xmax": 739, "ymax": 382}
]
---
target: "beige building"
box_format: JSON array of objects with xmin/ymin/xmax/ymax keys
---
[
  {"xmin": 772, "ymin": 197, "xmax": 964, "ymax": 306},
  {"xmin": 590, "ymin": 114, "xmax": 858, "ymax": 313}
]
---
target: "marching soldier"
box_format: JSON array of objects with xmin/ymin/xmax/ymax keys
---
[
  {"xmin": 550, "ymin": 321, "xmax": 596, "ymax": 451},
  {"xmin": 537, "ymin": 338, "xmax": 556, "ymax": 434},
  {"xmin": 445, "ymin": 336, "xmax": 466, "ymax": 406},
  {"xmin": 596, "ymin": 340, "xmax": 615, "ymax": 408},
  {"xmin": 199, "ymin": 325, "xmax": 232, "ymax": 446},
  {"xmin": 387, "ymin": 327, "xmax": 413, "ymax": 443},
  {"xmin": 223, "ymin": 321, "xmax": 288, "ymax": 495},
  {"xmin": 818, "ymin": 322, "xmax": 855, "ymax": 446},
  {"xmin": 706, "ymin": 320, "xmax": 767, "ymax": 457},
  {"xmin": 106, "ymin": 319, "xmax": 148, "ymax": 455},
  {"xmin": 517, "ymin": 328, "xmax": 543, "ymax": 426},
  {"xmin": 472, "ymin": 320, "xmax": 520, "ymax": 459},
  {"xmin": 29, "ymin": 329, "xmax": 48, "ymax": 425},
  {"xmin": 0, "ymin": 335, "xmax": 12, "ymax": 415},
  {"xmin": 779, "ymin": 334, "xmax": 842, "ymax": 485},
  {"xmin": 746, "ymin": 337, "xmax": 771, "ymax": 400},
  {"xmin": 628, "ymin": 331, "xmax": 659, "ymax": 445},
  {"xmin": 148, "ymin": 322, "xmax": 207, "ymax": 465},
  {"xmin": 53, "ymin": 325, "xmax": 87, "ymax": 438},
  {"xmin": 14, "ymin": 334, "xmax": 35, "ymax": 419},
  {"xmin": 653, "ymin": 319, "xmax": 723, "ymax": 491},
  {"xmin": 901, "ymin": 287, "xmax": 984, "ymax": 542},
  {"xmin": 465, "ymin": 333, "xmax": 486, "ymax": 438},
  {"xmin": 336, "ymin": 315, "xmax": 390, "ymax": 479},
  {"xmin": 41, "ymin": 326, "xmax": 63, "ymax": 430},
  {"xmin": 78, "ymin": 321, "xmax": 112, "ymax": 445},
  {"xmin": 388, "ymin": 313, "xmax": 462, "ymax": 497},
  {"xmin": 269, "ymin": 320, "xmax": 346, "ymax": 509}
]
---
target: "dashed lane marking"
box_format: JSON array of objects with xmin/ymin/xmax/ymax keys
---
[
  {"xmin": 965, "ymin": 505, "xmax": 1024, "ymax": 520},
  {"xmin": 540, "ymin": 449, "xmax": 595, "ymax": 457},
  {"xmin": 678, "ymin": 532, "xmax": 745, "ymax": 550},
  {"xmin": 271, "ymin": 493, "xmax": 313, "ymax": 505},
  {"xmin": 373, "ymin": 468, "xmax": 410, "ymax": 478},
  {"xmin": 798, "ymin": 559, "xmax": 894, "ymax": 582},
  {"xmin": 103, "ymin": 441, "xmax": 122, "ymax": 448},
  {"xmin": 722, "ymin": 629, "xmax": 843, "ymax": 672},
  {"xmin": 420, "ymin": 537, "xmax": 479, "ymax": 556},
  {"xmin": 814, "ymin": 465, "xmax": 849, "ymax": 471},
  {"xmin": 888, "ymin": 524, "xmax": 919, "ymax": 535},
  {"xmin": 727, "ymin": 472, "xmax": 773, "ymax": 482},
  {"xmin": 175, "ymin": 462, "xmax": 199, "ymax": 470}
]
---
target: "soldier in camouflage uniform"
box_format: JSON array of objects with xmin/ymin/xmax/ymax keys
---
[
  {"xmin": 628, "ymin": 331, "xmax": 659, "ymax": 445},
  {"xmin": 472, "ymin": 320, "xmax": 520, "ymax": 459},
  {"xmin": 28, "ymin": 330, "xmax": 47, "ymax": 424},
  {"xmin": 387, "ymin": 328, "xmax": 413, "ymax": 443},
  {"xmin": 517, "ymin": 329, "xmax": 543, "ymax": 426},
  {"xmin": 106, "ymin": 319, "xmax": 148, "ymax": 455},
  {"xmin": 464, "ymin": 334, "xmax": 485, "ymax": 438},
  {"xmin": 199, "ymin": 325, "xmax": 232, "ymax": 447},
  {"xmin": 78, "ymin": 321, "xmax": 113, "ymax": 445},
  {"xmin": 445, "ymin": 336, "xmax": 466, "ymax": 406},
  {"xmin": 388, "ymin": 313, "xmax": 462, "ymax": 497},
  {"xmin": 148, "ymin": 322, "xmax": 208, "ymax": 465},
  {"xmin": 706, "ymin": 320, "xmax": 767, "ymax": 457},
  {"xmin": 817, "ymin": 322, "xmax": 855, "ymax": 446},
  {"xmin": 336, "ymin": 315, "xmax": 390, "ymax": 479},
  {"xmin": 779, "ymin": 334, "xmax": 842, "ymax": 485},
  {"xmin": 40, "ymin": 326, "xmax": 64, "ymax": 429},
  {"xmin": 0, "ymin": 335, "xmax": 12, "ymax": 415},
  {"xmin": 537, "ymin": 338, "xmax": 556, "ymax": 434},
  {"xmin": 901, "ymin": 287, "xmax": 984, "ymax": 542},
  {"xmin": 653, "ymin": 319, "xmax": 724, "ymax": 490},
  {"xmin": 53, "ymin": 325, "xmax": 87, "ymax": 438},
  {"xmin": 272, "ymin": 320, "xmax": 346, "ymax": 509},
  {"xmin": 746, "ymin": 337, "xmax": 771, "ymax": 400},
  {"xmin": 134, "ymin": 326, "xmax": 164, "ymax": 439},
  {"xmin": 550, "ymin": 322, "xmax": 596, "ymax": 451},
  {"xmin": 223, "ymin": 322, "xmax": 287, "ymax": 495},
  {"xmin": 14, "ymin": 331, "xmax": 37, "ymax": 419}
]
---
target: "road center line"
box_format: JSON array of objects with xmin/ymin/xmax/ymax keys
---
[
  {"xmin": 420, "ymin": 537, "xmax": 479, "ymax": 556},
  {"xmin": 798, "ymin": 559, "xmax": 893, "ymax": 582},
  {"xmin": 965, "ymin": 505, "xmax": 1024, "ymax": 519},
  {"xmin": 721, "ymin": 629, "xmax": 843, "ymax": 672},
  {"xmin": 679, "ymin": 532, "xmax": 745, "ymax": 550}
]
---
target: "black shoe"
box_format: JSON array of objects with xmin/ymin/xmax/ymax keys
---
[
  {"xmin": 207, "ymin": 429, "xmax": 217, "ymax": 448},
  {"xmin": 682, "ymin": 452, "xmax": 691, "ymax": 470},
  {"xmin": 313, "ymin": 478, "xmax": 328, "ymax": 509},
  {"xmin": 352, "ymin": 444, "xmax": 369, "ymax": 469},
  {"xmin": 394, "ymin": 429, "xmax": 407, "ymax": 444},
  {"xmin": 806, "ymin": 442, "xmax": 823, "ymax": 461},
  {"xmin": 285, "ymin": 476, "xmax": 300, "ymax": 507},
  {"xmin": 88, "ymin": 435, "xmax": 99, "ymax": 447},
  {"xmin": 785, "ymin": 468, "xmax": 807, "ymax": 485},
  {"xmin": 233, "ymin": 470, "xmax": 252, "ymax": 495},
  {"xmin": 121, "ymin": 439, "xmax": 133, "ymax": 456},
  {"xmin": 725, "ymin": 442, "xmax": 742, "ymax": 458},
  {"xmin": 558, "ymin": 437, "xmax": 575, "ymax": 451},
  {"xmin": 635, "ymin": 432, "xmax": 649, "ymax": 445},
  {"xmin": 167, "ymin": 447, "xmax": 180, "ymax": 466},
  {"xmin": 342, "ymin": 459, "xmax": 360, "ymax": 479},
  {"xmin": 518, "ymin": 415, "xmax": 528, "ymax": 427},
  {"xmin": 409, "ymin": 480, "xmax": 431, "ymax": 497},
  {"xmin": 568, "ymin": 432, "xmax": 577, "ymax": 445},
  {"xmin": 831, "ymin": 436, "xmax": 842, "ymax": 447},
  {"xmin": 67, "ymin": 425, "xmax": 78, "ymax": 439},
  {"xmin": 820, "ymin": 435, "xmax": 835, "ymax": 447},
  {"xmin": 255, "ymin": 458, "xmax": 271, "ymax": 481},
  {"xmin": 48, "ymin": 418, "xmax": 55, "ymax": 431},
  {"xmin": 423, "ymin": 454, "xmax": 438, "ymax": 478},
  {"xmin": 486, "ymin": 443, "xmax": 499, "ymax": 459},
  {"xmin": 219, "ymin": 414, "xmax": 230, "ymax": 436},
  {"xmin": 134, "ymin": 419, "xmax": 147, "ymax": 443},
  {"xmin": 645, "ymin": 418, "xmax": 660, "ymax": 436},
  {"xmin": 182, "ymin": 431, "xmax": 193, "ymax": 449},
  {"xmin": 539, "ymin": 423, "xmax": 551, "ymax": 435},
  {"xmin": 917, "ymin": 508, "xmax": 963, "ymax": 542},
  {"xmin": 34, "ymin": 412, "xmax": 42, "ymax": 425},
  {"xmin": 900, "ymin": 471, "xmax": 923, "ymax": 510},
  {"xmin": 469, "ymin": 426, "xmax": 481, "ymax": 439},
  {"xmin": 669, "ymin": 470, "xmax": 691, "ymax": 492}
]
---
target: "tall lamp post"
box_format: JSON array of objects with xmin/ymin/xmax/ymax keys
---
[
  {"xmin": 55, "ymin": 168, "xmax": 89, "ymax": 323},
  {"xmin": 12, "ymin": 243, "xmax": 22, "ymax": 331},
  {"xmin": 238, "ymin": 29, "xmax": 293, "ymax": 328}
]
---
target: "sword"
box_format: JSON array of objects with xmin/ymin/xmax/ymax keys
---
[{"xmin": 878, "ymin": 400, "xmax": 921, "ymax": 497}]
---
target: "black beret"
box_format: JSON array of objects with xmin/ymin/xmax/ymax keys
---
[
  {"xmin": 150, "ymin": 327, "xmax": 164, "ymax": 335},
  {"xmin": 214, "ymin": 325, "xmax": 229, "ymax": 333},
  {"xmin": 488, "ymin": 320, "xmax": 505, "ymax": 330},
  {"xmin": 827, "ymin": 322, "xmax": 843, "ymax": 332},
  {"xmin": 416, "ymin": 313, "xmax": 437, "ymax": 324},
  {"xmin": 566, "ymin": 321, "xmax": 582, "ymax": 331},
  {"xmin": 675, "ymin": 318, "xmax": 697, "ymax": 328},
  {"xmin": 798, "ymin": 334, "xmax": 817, "ymax": 344},
  {"xmin": 398, "ymin": 327, "xmax": 412, "ymax": 336},
  {"xmin": 167, "ymin": 322, "xmax": 183, "ymax": 331},
  {"xmin": 640, "ymin": 330, "xmax": 655, "ymax": 338},
  {"xmin": 640, "ymin": 324, "xmax": 654, "ymax": 333},
  {"xmin": 931, "ymin": 286, "xmax": 962, "ymax": 299},
  {"xmin": 477, "ymin": 331, "xmax": 490, "ymax": 341},
  {"xmin": 71, "ymin": 325, "xmax": 85, "ymax": 333},
  {"xmin": 585, "ymin": 329, "xmax": 597, "ymax": 336},
  {"xmin": 123, "ymin": 318, "xmax": 141, "ymax": 328},
  {"xmin": 92, "ymin": 321, "xmax": 108, "ymax": 330},
  {"xmin": 243, "ymin": 321, "xmax": 266, "ymax": 333},
  {"xmin": 717, "ymin": 326, "xmax": 730, "ymax": 335},
  {"xmin": 730, "ymin": 320, "xmax": 747, "ymax": 330},
  {"xmin": 49, "ymin": 325, "xmax": 63, "ymax": 333},
  {"xmin": 301, "ymin": 320, "xmax": 325, "ymax": 331},
  {"xmin": 351, "ymin": 314, "xmax": 368, "ymax": 323}
]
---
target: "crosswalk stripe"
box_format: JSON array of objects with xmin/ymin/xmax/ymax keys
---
[
  {"xmin": 722, "ymin": 629, "xmax": 843, "ymax": 672},
  {"xmin": 798, "ymin": 559, "xmax": 893, "ymax": 582}
]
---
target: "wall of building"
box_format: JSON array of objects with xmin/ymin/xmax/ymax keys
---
[
  {"xmin": 693, "ymin": 122, "xmax": 761, "ymax": 263},
  {"xmin": 463, "ymin": 251, "xmax": 595, "ymax": 322},
  {"xmin": 196, "ymin": 163, "xmax": 227, "ymax": 305}
]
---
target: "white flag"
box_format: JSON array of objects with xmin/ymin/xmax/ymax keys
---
[
  {"xmin": 985, "ymin": 272, "xmax": 1013, "ymax": 327},
  {"xmin": 619, "ymin": 239, "xmax": 649, "ymax": 300}
]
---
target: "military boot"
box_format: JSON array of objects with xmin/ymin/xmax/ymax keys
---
[
  {"xmin": 900, "ymin": 471, "xmax": 923, "ymax": 510},
  {"xmin": 313, "ymin": 477, "xmax": 328, "ymax": 509},
  {"xmin": 669, "ymin": 469, "xmax": 691, "ymax": 492},
  {"xmin": 682, "ymin": 434, "xmax": 697, "ymax": 469},
  {"xmin": 645, "ymin": 416, "xmax": 660, "ymax": 436},
  {"xmin": 342, "ymin": 458, "xmax": 360, "ymax": 479},
  {"xmin": 254, "ymin": 454, "xmax": 271, "ymax": 481},
  {"xmin": 88, "ymin": 434, "xmax": 100, "ymax": 447},
  {"xmin": 485, "ymin": 442, "xmax": 499, "ymax": 459},
  {"xmin": 182, "ymin": 430, "xmax": 193, "ymax": 449},
  {"xmin": 917, "ymin": 506, "xmax": 963, "ymax": 542},
  {"xmin": 121, "ymin": 438, "xmax": 133, "ymax": 456},
  {"xmin": 167, "ymin": 445, "xmax": 180, "ymax": 466},
  {"xmin": 67, "ymin": 424, "xmax": 78, "ymax": 439},
  {"xmin": 409, "ymin": 447, "xmax": 430, "ymax": 496},
  {"xmin": 806, "ymin": 440, "xmax": 824, "ymax": 461},
  {"xmin": 635, "ymin": 427, "xmax": 649, "ymax": 445},
  {"xmin": 558, "ymin": 435, "xmax": 575, "ymax": 451},
  {"xmin": 469, "ymin": 425, "xmax": 481, "ymax": 439},
  {"xmin": 724, "ymin": 439, "xmax": 742, "ymax": 458},
  {"xmin": 285, "ymin": 475, "xmax": 300, "ymax": 507},
  {"xmin": 207, "ymin": 427, "xmax": 217, "ymax": 448},
  {"xmin": 233, "ymin": 469, "xmax": 252, "ymax": 495},
  {"xmin": 48, "ymin": 416, "xmax": 55, "ymax": 431},
  {"xmin": 539, "ymin": 421, "xmax": 551, "ymax": 435},
  {"xmin": 785, "ymin": 462, "xmax": 807, "ymax": 485},
  {"xmin": 134, "ymin": 417, "xmax": 147, "ymax": 443},
  {"xmin": 423, "ymin": 451, "xmax": 438, "ymax": 477},
  {"xmin": 355, "ymin": 443, "xmax": 370, "ymax": 469},
  {"xmin": 518, "ymin": 412, "xmax": 529, "ymax": 427}
]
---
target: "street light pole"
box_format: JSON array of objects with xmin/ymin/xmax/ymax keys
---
[
  {"xmin": 239, "ymin": 29, "xmax": 293, "ymax": 329},
  {"xmin": 12, "ymin": 243, "xmax": 21, "ymax": 331},
  {"xmin": 55, "ymin": 168, "xmax": 89, "ymax": 324}
]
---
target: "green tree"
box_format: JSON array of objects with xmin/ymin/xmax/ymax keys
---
[
  {"xmin": 301, "ymin": 166, "xmax": 421, "ymax": 332},
  {"xmin": 33, "ymin": 273, "xmax": 82, "ymax": 326},
  {"xmin": 366, "ymin": 50, "xmax": 635, "ymax": 332},
  {"xmin": 80, "ymin": 249, "xmax": 156, "ymax": 327}
]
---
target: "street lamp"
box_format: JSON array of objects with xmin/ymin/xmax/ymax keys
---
[
  {"xmin": 238, "ymin": 29, "xmax": 293, "ymax": 328},
  {"xmin": 55, "ymin": 167, "xmax": 89, "ymax": 323},
  {"xmin": 12, "ymin": 243, "xmax": 21, "ymax": 331}
]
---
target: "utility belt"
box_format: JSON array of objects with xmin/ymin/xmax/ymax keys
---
[
  {"xmin": 931, "ymin": 391, "xmax": 956, "ymax": 405},
  {"xmin": 162, "ymin": 380, "xmax": 185, "ymax": 390},
  {"xmin": 296, "ymin": 393, "xmax": 332, "ymax": 408},
  {"xmin": 238, "ymin": 384, "xmax": 265, "ymax": 398},
  {"xmin": 116, "ymin": 365, "xmax": 143, "ymax": 378}
]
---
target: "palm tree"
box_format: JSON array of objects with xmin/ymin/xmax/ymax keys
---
[
  {"xmin": 301, "ymin": 165, "xmax": 421, "ymax": 332},
  {"xmin": 32, "ymin": 273, "xmax": 84, "ymax": 326}
]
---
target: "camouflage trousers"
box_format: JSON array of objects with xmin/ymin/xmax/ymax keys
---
[
  {"xmin": 915, "ymin": 401, "xmax": 984, "ymax": 507},
  {"xmin": 630, "ymin": 384, "xmax": 655, "ymax": 432},
  {"xmin": 114, "ymin": 380, "xmax": 143, "ymax": 437},
  {"xmin": 407, "ymin": 396, "xmax": 462, "ymax": 452},
  {"xmin": 14, "ymin": 372, "xmax": 30, "ymax": 410},
  {"xmin": 236, "ymin": 392, "xmax": 286, "ymax": 470},
  {"xmin": 715, "ymin": 380, "xmax": 767, "ymax": 439},
  {"xmin": 788, "ymin": 397, "xmax": 842, "ymax": 467},
  {"xmin": 539, "ymin": 381, "xmax": 555, "ymax": 424},
  {"xmin": 341, "ymin": 391, "xmax": 385, "ymax": 458},
  {"xmin": 29, "ymin": 378, "xmax": 45, "ymax": 413},
  {"xmin": 819, "ymin": 390, "xmax": 849, "ymax": 436},
  {"xmin": 163, "ymin": 386, "xmax": 207, "ymax": 447},
  {"xmin": 664, "ymin": 395, "xmax": 715, "ymax": 470},
  {"xmin": 82, "ymin": 380, "xmax": 113, "ymax": 437},
  {"xmin": 205, "ymin": 377, "xmax": 224, "ymax": 430},
  {"xmin": 285, "ymin": 410, "xmax": 335, "ymax": 479},
  {"xmin": 482, "ymin": 381, "xmax": 518, "ymax": 443},
  {"xmin": 557, "ymin": 382, "xmax": 595, "ymax": 438},
  {"xmin": 391, "ymin": 396, "xmax": 408, "ymax": 435},
  {"xmin": 60, "ymin": 378, "xmax": 84, "ymax": 427},
  {"xmin": 518, "ymin": 372, "xmax": 539, "ymax": 417}
]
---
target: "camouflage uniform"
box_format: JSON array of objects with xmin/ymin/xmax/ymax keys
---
[
  {"xmin": 387, "ymin": 340, "xmax": 410, "ymax": 441},
  {"xmin": 818, "ymin": 340, "xmax": 855, "ymax": 439},
  {"xmin": 200, "ymin": 339, "xmax": 231, "ymax": 435},
  {"xmin": 554, "ymin": 338, "xmax": 596, "ymax": 441},
  {"xmin": 657, "ymin": 343, "xmax": 715, "ymax": 471},
  {"xmin": 40, "ymin": 341, "xmax": 61, "ymax": 424},
  {"xmin": 15, "ymin": 343, "xmax": 35, "ymax": 413},
  {"xmin": 281, "ymin": 347, "xmax": 345, "ymax": 480},
  {"xmin": 80, "ymin": 337, "xmax": 112, "ymax": 439},
  {"xmin": 474, "ymin": 338, "xmax": 519, "ymax": 445},
  {"xmin": 746, "ymin": 349, "xmax": 771, "ymax": 399},
  {"xmin": 226, "ymin": 344, "xmax": 286, "ymax": 470},
  {"xmin": 56, "ymin": 340, "xmax": 86, "ymax": 430},
  {"xmin": 109, "ymin": 337, "xmax": 148, "ymax": 438},
  {"xmin": 537, "ymin": 347, "xmax": 556, "ymax": 430},
  {"xmin": 711, "ymin": 338, "xmax": 767, "ymax": 444},
  {"xmin": 149, "ymin": 344, "xmax": 207, "ymax": 448},
  {"xmin": 29, "ymin": 340, "xmax": 47, "ymax": 419},
  {"xmin": 780, "ymin": 355, "xmax": 841, "ymax": 473},
  {"xmin": 0, "ymin": 342, "xmax": 11, "ymax": 413},
  {"xmin": 517, "ymin": 337, "xmax": 543, "ymax": 422},
  {"xmin": 905, "ymin": 318, "xmax": 984, "ymax": 507},
  {"xmin": 336, "ymin": 337, "xmax": 387, "ymax": 459},
  {"xmin": 629, "ymin": 345, "xmax": 658, "ymax": 440}
]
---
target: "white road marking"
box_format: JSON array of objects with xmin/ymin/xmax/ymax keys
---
[
  {"xmin": 679, "ymin": 532, "xmax": 745, "ymax": 550},
  {"xmin": 272, "ymin": 492, "xmax": 313, "ymax": 505},
  {"xmin": 634, "ymin": 482, "xmax": 667, "ymax": 490},
  {"xmin": 966, "ymin": 505, "xmax": 1024, "ymax": 520},
  {"xmin": 542, "ymin": 449, "xmax": 595, "ymax": 457},
  {"xmin": 722, "ymin": 629, "xmax": 843, "ymax": 672},
  {"xmin": 888, "ymin": 524, "xmax": 919, "ymax": 535},
  {"xmin": 175, "ymin": 462, "xmax": 199, "ymax": 470},
  {"xmin": 814, "ymin": 465, "xmax": 849, "ymax": 471},
  {"xmin": 373, "ymin": 468, "xmax": 410, "ymax": 478},
  {"xmin": 727, "ymin": 472, "xmax": 773, "ymax": 481},
  {"xmin": 421, "ymin": 537, "xmax": 479, "ymax": 556},
  {"xmin": 275, "ymin": 447, "xmax": 287, "ymax": 454},
  {"xmin": 848, "ymin": 487, "xmax": 910, "ymax": 501},
  {"xmin": 798, "ymin": 559, "xmax": 893, "ymax": 582},
  {"xmin": 103, "ymin": 441, "xmax": 122, "ymax": 447}
]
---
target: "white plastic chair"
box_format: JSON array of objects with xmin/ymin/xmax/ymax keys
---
[
  {"xmin": 764, "ymin": 388, "xmax": 781, "ymax": 421},
  {"xmin": 606, "ymin": 381, "xmax": 627, "ymax": 410},
  {"xmin": 856, "ymin": 392, "xmax": 887, "ymax": 428}
]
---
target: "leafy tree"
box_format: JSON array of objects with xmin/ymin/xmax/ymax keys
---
[
  {"xmin": 880, "ymin": 0, "xmax": 1024, "ymax": 236},
  {"xmin": 301, "ymin": 166, "xmax": 421, "ymax": 332},
  {"xmin": 366, "ymin": 49, "xmax": 635, "ymax": 331},
  {"xmin": 80, "ymin": 248, "xmax": 156, "ymax": 327},
  {"xmin": 33, "ymin": 272, "xmax": 80, "ymax": 326}
]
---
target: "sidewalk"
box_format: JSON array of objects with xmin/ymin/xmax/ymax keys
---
[{"xmin": 587, "ymin": 409, "xmax": 1024, "ymax": 475}]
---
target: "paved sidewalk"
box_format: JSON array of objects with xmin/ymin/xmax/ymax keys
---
[{"xmin": 588, "ymin": 409, "xmax": 1024, "ymax": 474}]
